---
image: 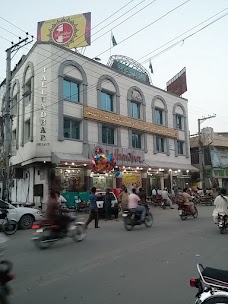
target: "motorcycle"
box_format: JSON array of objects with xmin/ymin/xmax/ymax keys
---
[
  {"xmin": 218, "ymin": 213, "xmax": 228, "ymax": 234},
  {"xmin": 0, "ymin": 234, "xmax": 15, "ymax": 304},
  {"xmin": 178, "ymin": 202, "xmax": 198, "ymax": 220},
  {"xmin": 32, "ymin": 211, "xmax": 87, "ymax": 250},
  {"xmin": 190, "ymin": 263, "xmax": 228, "ymax": 303},
  {"xmin": 122, "ymin": 204, "xmax": 153, "ymax": 231}
]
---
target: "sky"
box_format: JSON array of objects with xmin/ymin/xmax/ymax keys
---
[{"xmin": 0, "ymin": 0, "xmax": 227, "ymax": 134}]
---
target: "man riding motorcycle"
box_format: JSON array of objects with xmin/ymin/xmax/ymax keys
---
[
  {"xmin": 46, "ymin": 190, "xmax": 70, "ymax": 232},
  {"xmin": 212, "ymin": 188, "xmax": 228, "ymax": 224},
  {"xmin": 128, "ymin": 188, "xmax": 146, "ymax": 222},
  {"xmin": 181, "ymin": 188, "xmax": 194, "ymax": 212}
]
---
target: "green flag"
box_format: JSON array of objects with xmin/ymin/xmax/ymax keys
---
[{"xmin": 111, "ymin": 32, "xmax": 117, "ymax": 47}]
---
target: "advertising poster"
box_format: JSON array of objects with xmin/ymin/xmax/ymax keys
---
[
  {"xmin": 122, "ymin": 173, "xmax": 142, "ymax": 192},
  {"xmin": 37, "ymin": 12, "xmax": 91, "ymax": 48}
]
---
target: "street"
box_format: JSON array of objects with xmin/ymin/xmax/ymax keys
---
[{"xmin": 5, "ymin": 205, "xmax": 228, "ymax": 304}]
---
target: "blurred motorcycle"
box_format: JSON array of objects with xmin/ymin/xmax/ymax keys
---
[
  {"xmin": 0, "ymin": 234, "xmax": 15, "ymax": 304},
  {"xmin": 190, "ymin": 263, "xmax": 228, "ymax": 303}
]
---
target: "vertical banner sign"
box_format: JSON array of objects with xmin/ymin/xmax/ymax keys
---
[
  {"xmin": 37, "ymin": 12, "xmax": 91, "ymax": 49},
  {"xmin": 37, "ymin": 67, "xmax": 50, "ymax": 147}
]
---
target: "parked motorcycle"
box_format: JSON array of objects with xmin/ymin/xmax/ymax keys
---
[
  {"xmin": 122, "ymin": 204, "xmax": 153, "ymax": 231},
  {"xmin": 218, "ymin": 213, "xmax": 228, "ymax": 234},
  {"xmin": 190, "ymin": 263, "xmax": 228, "ymax": 303},
  {"xmin": 178, "ymin": 202, "xmax": 198, "ymax": 220},
  {"xmin": 32, "ymin": 211, "xmax": 87, "ymax": 249},
  {"xmin": 0, "ymin": 234, "xmax": 15, "ymax": 304}
]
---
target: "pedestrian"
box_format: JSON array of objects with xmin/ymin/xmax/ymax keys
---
[
  {"xmin": 152, "ymin": 187, "xmax": 157, "ymax": 198},
  {"xmin": 104, "ymin": 188, "xmax": 112, "ymax": 221},
  {"xmin": 157, "ymin": 188, "xmax": 162, "ymax": 196},
  {"xmin": 161, "ymin": 188, "xmax": 174, "ymax": 209},
  {"xmin": 56, "ymin": 191, "xmax": 67, "ymax": 207},
  {"xmin": 118, "ymin": 186, "xmax": 129, "ymax": 211},
  {"xmin": 85, "ymin": 187, "xmax": 100, "ymax": 229}
]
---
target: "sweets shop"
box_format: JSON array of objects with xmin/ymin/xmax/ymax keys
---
[{"xmin": 51, "ymin": 145, "xmax": 192, "ymax": 205}]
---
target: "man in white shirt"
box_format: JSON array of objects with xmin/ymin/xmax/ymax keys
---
[
  {"xmin": 162, "ymin": 188, "xmax": 174, "ymax": 209},
  {"xmin": 157, "ymin": 188, "xmax": 162, "ymax": 195},
  {"xmin": 152, "ymin": 188, "xmax": 157, "ymax": 197},
  {"xmin": 212, "ymin": 189, "xmax": 228, "ymax": 223},
  {"xmin": 128, "ymin": 188, "xmax": 146, "ymax": 222}
]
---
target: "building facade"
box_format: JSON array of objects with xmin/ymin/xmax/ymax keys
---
[
  {"xmin": 190, "ymin": 127, "xmax": 228, "ymax": 191},
  {"xmin": 0, "ymin": 42, "xmax": 196, "ymax": 209}
]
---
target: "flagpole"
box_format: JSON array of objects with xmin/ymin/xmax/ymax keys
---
[{"xmin": 110, "ymin": 30, "xmax": 112, "ymax": 57}]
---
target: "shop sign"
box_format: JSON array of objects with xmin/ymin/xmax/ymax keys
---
[
  {"xmin": 91, "ymin": 145, "xmax": 144, "ymax": 165},
  {"xmin": 84, "ymin": 106, "xmax": 177, "ymax": 138},
  {"xmin": 111, "ymin": 60, "xmax": 150, "ymax": 84},
  {"xmin": 37, "ymin": 67, "xmax": 50, "ymax": 147},
  {"xmin": 213, "ymin": 169, "xmax": 228, "ymax": 178}
]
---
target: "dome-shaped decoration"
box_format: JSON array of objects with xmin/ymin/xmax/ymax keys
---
[{"xmin": 107, "ymin": 55, "xmax": 152, "ymax": 85}]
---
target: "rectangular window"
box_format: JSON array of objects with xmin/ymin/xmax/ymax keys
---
[
  {"xmin": 131, "ymin": 101, "xmax": 140, "ymax": 119},
  {"xmin": 101, "ymin": 92, "xmax": 113, "ymax": 111},
  {"xmin": 177, "ymin": 141, "xmax": 184, "ymax": 155},
  {"xmin": 64, "ymin": 118, "xmax": 80, "ymax": 140},
  {"xmin": 176, "ymin": 114, "xmax": 183, "ymax": 130},
  {"xmin": 155, "ymin": 108, "xmax": 163, "ymax": 125},
  {"xmin": 132, "ymin": 132, "xmax": 141, "ymax": 149},
  {"xmin": 102, "ymin": 126, "xmax": 115, "ymax": 145},
  {"xmin": 24, "ymin": 80, "xmax": 31, "ymax": 106},
  {"xmin": 63, "ymin": 79, "xmax": 79, "ymax": 103},
  {"xmin": 24, "ymin": 120, "xmax": 30, "ymax": 141},
  {"xmin": 156, "ymin": 136, "xmax": 165, "ymax": 153}
]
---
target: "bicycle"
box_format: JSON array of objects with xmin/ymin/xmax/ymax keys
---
[{"xmin": 0, "ymin": 209, "xmax": 18, "ymax": 236}]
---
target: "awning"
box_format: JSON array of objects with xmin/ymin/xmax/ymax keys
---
[
  {"xmin": 144, "ymin": 160, "xmax": 199, "ymax": 172},
  {"xmin": 52, "ymin": 152, "xmax": 90, "ymax": 164}
]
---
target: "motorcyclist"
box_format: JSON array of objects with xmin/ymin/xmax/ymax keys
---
[
  {"xmin": 161, "ymin": 188, "xmax": 174, "ymax": 209},
  {"xmin": 128, "ymin": 188, "xmax": 146, "ymax": 223},
  {"xmin": 181, "ymin": 188, "xmax": 194, "ymax": 212},
  {"xmin": 46, "ymin": 190, "xmax": 69, "ymax": 232},
  {"xmin": 212, "ymin": 188, "xmax": 228, "ymax": 224}
]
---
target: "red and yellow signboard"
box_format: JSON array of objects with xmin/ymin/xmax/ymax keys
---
[{"xmin": 37, "ymin": 12, "xmax": 91, "ymax": 49}]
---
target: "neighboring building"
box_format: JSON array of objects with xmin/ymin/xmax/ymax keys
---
[
  {"xmin": 0, "ymin": 42, "xmax": 196, "ymax": 209},
  {"xmin": 190, "ymin": 127, "xmax": 228, "ymax": 191}
]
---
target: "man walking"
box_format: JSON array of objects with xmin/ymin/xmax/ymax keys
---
[
  {"xmin": 85, "ymin": 187, "xmax": 100, "ymax": 229},
  {"xmin": 104, "ymin": 188, "xmax": 112, "ymax": 221}
]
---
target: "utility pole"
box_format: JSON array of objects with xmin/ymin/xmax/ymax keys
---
[
  {"xmin": 3, "ymin": 36, "xmax": 33, "ymax": 201},
  {"xmin": 198, "ymin": 114, "xmax": 216, "ymax": 189}
]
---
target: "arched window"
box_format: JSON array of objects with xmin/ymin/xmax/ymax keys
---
[
  {"xmin": 151, "ymin": 95, "xmax": 169, "ymax": 156},
  {"xmin": 97, "ymin": 75, "xmax": 120, "ymax": 113},
  {"xmin": 11, "ymin": 79, "xmax": 20, "ymax": 149},
  {"xmin": 11, "ymin": 80, "xmax": 20, "ymax": 117},
  {"xmin": 151, "ymin": 95, "xmax": 168, "ymax": 126},
  {"xmin": 21, "ymin": 61, "xmax": 34, "ymax": 146},
  {"xmin": 173, "ymin": 102, "xmax": 189, "ymax": 158},
  {"xmin": 127, "ymin": 86, "xmax": 145, "ymax": 120},
  {"xmin": 96, "ymin": 75, "xmax": 121, "ymax": 146}
]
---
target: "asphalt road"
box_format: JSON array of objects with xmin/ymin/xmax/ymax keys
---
[{"xmin": 4, "ymin": 205, "xmax": 228, "ymax": 304}]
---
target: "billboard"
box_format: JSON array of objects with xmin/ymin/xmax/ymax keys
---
[
  {"xmin": 166, "ymin": 67, "xmax": 187, "ymax": 96},
  {"xmin": 111, "ymin": 60, "xmax": 150, "ymax": 84},
  {"xmin": 37, "ymin": 12, "xmax": 91, "ymax": 49}
]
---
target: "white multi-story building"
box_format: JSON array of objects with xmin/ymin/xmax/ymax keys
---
[{"xmin": 0, "ymin": 42, "xmax": 197, "ymax": 209}]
